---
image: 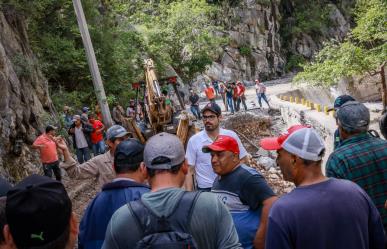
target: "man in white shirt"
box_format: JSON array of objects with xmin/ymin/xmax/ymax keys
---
[
  {"xmin": 185, "ymin": 102, "xmax": 249, "ymax": 191},
  {"xmin": 255, "ymin": 79, "xmax": 270, "ymax": 109}
]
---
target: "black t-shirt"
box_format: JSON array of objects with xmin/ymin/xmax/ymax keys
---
[{"xmin": 212, "ymin": 164, "xmax": 275, "ymax": 210}]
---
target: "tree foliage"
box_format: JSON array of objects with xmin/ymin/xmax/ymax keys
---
[
  {"xmin": 294, "ymin": 0, "xmax": 387, "ymax": 86},
  {"xmin": 1, "ymin": 0, "xmax": 224, "ymax": 109}
]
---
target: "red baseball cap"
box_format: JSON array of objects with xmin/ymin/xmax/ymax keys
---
[
  {"xmin": 202, "ymin": 135, "xmax": 240, "ymax": 154},
  {"xmin": 260, "ymin": 124, "xmax": 309, "ymax": 150}
]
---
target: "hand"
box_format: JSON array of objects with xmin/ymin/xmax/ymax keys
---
[{"xmin": 56, "ymin": 137, "xmax": 68, "ymax": 151}]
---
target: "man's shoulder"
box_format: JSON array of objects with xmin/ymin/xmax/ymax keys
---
[
  {"xmin": 188, "ymin": 130, "xmax": 206, "ymax": 142},
  {"xmin": 220, "ymin": 128, "xmax": 238, "ymax": 137}
]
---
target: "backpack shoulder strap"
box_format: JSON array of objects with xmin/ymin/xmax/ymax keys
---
[{"xmin": 167, "ymin": 191, "xmax": 202, "ymax": 233}]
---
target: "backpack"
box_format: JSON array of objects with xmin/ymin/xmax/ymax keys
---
[{"xmin": 129, "ymin": 191, "xmax": 201, "ymax": 249}]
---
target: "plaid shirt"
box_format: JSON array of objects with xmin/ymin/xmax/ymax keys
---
[{"xmin": 326, "ymin": 133, "xmax": 387, "ymax": 229}]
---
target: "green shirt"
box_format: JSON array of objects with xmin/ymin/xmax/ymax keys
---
[
  {"xmin": 326, "ymin": 133, "xmax": 387, "ymax": 229},
  {"xmin": 102, "ymin": 188, "xmax": 242, "ymax": 249}
]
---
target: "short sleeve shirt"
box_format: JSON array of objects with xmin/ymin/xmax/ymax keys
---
[
  {"xmin": 90, "ymin": 120, "xmax": 104, "ymax": 144},
  {"xmin": 33, "ymin": 134, "xmax": 58, "ymax": 163},
  {"xmin": 185, "ymin": 129, "xmax": 249, "ymax": 188},
  {"xmin": 212, "ymin": 165, "xmax": 275, "ymax": 249}
]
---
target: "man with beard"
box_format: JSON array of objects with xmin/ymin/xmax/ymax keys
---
[{"xmin": 185, "ymin": 102, "xmax": 248, "ymax": 191}]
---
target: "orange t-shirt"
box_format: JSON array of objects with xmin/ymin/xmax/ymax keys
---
[
  {"xmin": 33, "ymin": 134, "xmax": 58, "ymax": 163},
  {"xmin": 204, "ymin": 87, "xmax": 215, "ymax": 100}
]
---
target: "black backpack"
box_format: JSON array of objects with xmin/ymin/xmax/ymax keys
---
[{"xmin": 129, "ymin": 191, "xmax": 201, "ymax": 249}]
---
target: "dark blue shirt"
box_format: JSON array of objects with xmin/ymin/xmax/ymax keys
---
[
  {"xmin": 265, "ymin": 178, "xmax": 385, "ymax": 249},
  {"xmin": 212, "ymin": 165, "xmax": 275, "ymax": 249},
  {"xmin": 79, "ymin": 179, "xmax": 150, "ymax": 249}
]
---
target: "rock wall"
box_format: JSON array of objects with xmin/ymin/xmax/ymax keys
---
[
  {"xmin": 194, "ymin": 0, "xmax": 354, "ymax": 85},
  {"xmin": 196, "ymin": 0, "xmax": 284, "ymax": 84},
  {"xmin": 0, "ymin": 7, "xmax": 55, "ymax": 181}
]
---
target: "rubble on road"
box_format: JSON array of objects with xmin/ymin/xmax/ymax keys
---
[{"xmin": 223, "ymin": 110, "xmax": 295, "ymax": 195}]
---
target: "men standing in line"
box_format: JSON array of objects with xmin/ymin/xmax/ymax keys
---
[
  {"xmin": 68, "ymin": 115, "xmax": 93, "ymax": 163},
  {"xmin": 260, "ymin": 125, "xmax": 385, "ymax": 249},
  {"xmin": 325, "ymin": 101, "xmax": 387, "ymax": 231},
  {"xmin": 59, "ymin": 125, "xmax": 130, "ymax": 186},
  {"xmin": 32, "ymin": 125, "xmax": 62, "ymax": 181},
  {"xmin": 204, "ymin": 135, "xmax": 277, "ymax": 249},
  {"xmin": 102, "ymin": 133, "xmax": 242, "ymax": 249},
  {"xmin": 255, "ymin": 79, "xmax": 270, "ymax": 109},
  {"xmin": 236, "ymin": 81, "xmax": 248, "ymax": 111},
  {"xmin": 204, "ymin": 83, "xmax": 216, "ymax": 103},
  {"xmin": 189, "ymin": 89, "xmax": 201, "ymax": 120},
  {"xmin": 4, "ymin": 175, "xmax": 79, "ymax": 249},
  {"xmin": 89, "ymin": 113, "xmax": 105, "ymax": 156},
  {"xmin": 79, "ymin": 139, "xmax": 150, "ymax": 249},
  {"xmin": 185, "ymin": 102, "xmax": 248, "ymax": 191}
]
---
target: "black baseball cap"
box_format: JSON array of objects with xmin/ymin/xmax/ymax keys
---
[
  {"xmin": 114, "ymin": 139, "xmax": 144, "ymax": 169},
  {"xmin": 328, "ymin": 95, "xmax": 355, "ymax": 111},
  {"xmin": 6, "ymin": 175, "xmax": 72, "ymax": 248},
  {"xmin": 45, "ymin": 125, "xmax": 57, "ymax": 133},
  {"xmin": 201, "ymin": 102, "xmax": 221, "ymax": 116}
]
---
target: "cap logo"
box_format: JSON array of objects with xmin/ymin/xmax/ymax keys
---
[{"xmin": 31, "ymin": 232, "xmax": 44, "ymax": 241}]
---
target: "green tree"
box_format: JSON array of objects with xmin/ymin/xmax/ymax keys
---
[{"xmin": 294, "ymin": 0, "xmax": 387, "ymax": 111}]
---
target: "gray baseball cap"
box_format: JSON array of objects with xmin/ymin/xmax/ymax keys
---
[
  {"xmin": 144, "ymin": 132, "xmax": 185, "ymax": 169},
  {"xmin": 337, "ymin": 101, "xmax": 370, "ymax": 132},
  {"xmin": 106, "ymin": 125, "xmax": 129, "ymax": 141}
]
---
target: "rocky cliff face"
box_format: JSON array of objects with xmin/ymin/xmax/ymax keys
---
[
  {"xmin": 0, "ymin": 7, "xmax": 55, "ymax": 180},
  {"xmin": 195, "ymin": 0, "xmax": 354, "ymax": 85},
  {"xmin": 198, "ymin": 0, "xmax": 284, "ymax": 84}
]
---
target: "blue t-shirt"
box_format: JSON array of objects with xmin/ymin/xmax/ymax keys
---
[
  {"xmin": 212, "ymin": 164, "xmax": 275, "ymax": 249},
  {"xmin": 265, "ymin": 178, "xmax": 386, "ymax": 249}
]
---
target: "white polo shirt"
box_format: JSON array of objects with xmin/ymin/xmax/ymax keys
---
[{"xmin": 186, "ymin": 128, "xmax": 249, "ymax": 188}]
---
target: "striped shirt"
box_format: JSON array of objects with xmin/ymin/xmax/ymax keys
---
[{"xmin": 325, "ymin": 133, "xmax": 387, "ymax": 230}]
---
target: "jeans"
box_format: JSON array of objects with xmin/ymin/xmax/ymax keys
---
[
  {"xmin": 257, "ymin": 93, "xmax": 270, "ymax": 108},
  {"xmin": 190, "ymin": 105, "xmax": 201, "ymax": 119},
  {"xmin": 233, "ymin": 98, "xmax": 239, "ymax": 111},
  {"xmin": 76, "ymin": 147, "xmax": 91, "ymax": 163},
  {"xmin": 237, "ymin": 96, "xmax": 248, "ymax": 111},
  {"xmin": 92, "ymin": 140, "xmax": 106, "ymax": 156},
  {"xmin": 43, "ymin": 161, "xmax": 62, "ymax": 181},
  {"xmin": 226, "ymin": 96, "xmax": 234, "ymax": 113}
]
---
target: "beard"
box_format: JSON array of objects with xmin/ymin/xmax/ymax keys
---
[{"xmin": 205, "ymin": 122, "xmax": 219, "ymax": 132}]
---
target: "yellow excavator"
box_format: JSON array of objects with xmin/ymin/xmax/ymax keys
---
[{"xmin": 122, "ymin": 59, "xmax": 196, "ymax": 145}]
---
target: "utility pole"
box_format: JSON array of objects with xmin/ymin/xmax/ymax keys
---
[{"xmin": 72, "ymin": 0, "xmax": 113, "ymax": 127}]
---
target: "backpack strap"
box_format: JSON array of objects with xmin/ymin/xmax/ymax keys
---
[{"xmin": 129, "ymin": 191, "xmax": 201, "ymax": 236}]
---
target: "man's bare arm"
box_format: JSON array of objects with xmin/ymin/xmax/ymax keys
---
[
  {"xmin": 182, "ymin": 165, "xmax": 195, "ymax": 191},
  {"xmin": 254, "ymin": 196, "xmax": 278, "ymax": 249}
]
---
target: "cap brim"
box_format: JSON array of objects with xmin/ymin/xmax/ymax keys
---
[
  {"xmin": 114, "ymin": 131, "xmax": 129, "ymax": 138},
  {"xmin": 259, "ymin": 137, "xmax": 282, "ymax": 150},
  {"xmin": 202, "ymin": 144, "xmax": 226, "ymax": 153}
]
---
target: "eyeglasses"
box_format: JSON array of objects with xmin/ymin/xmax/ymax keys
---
[{"xmin": 202, "ymin": 115, "xmax": 217, "ymax": 120}]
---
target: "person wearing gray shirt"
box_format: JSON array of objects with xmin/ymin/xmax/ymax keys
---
[{"xmin": 102, "ymin": 132, "xmax": 242, "ymax": 249}]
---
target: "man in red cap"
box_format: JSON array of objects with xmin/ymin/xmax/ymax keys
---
[
  {"xmin": 260, "ymin": 125, "xmax": 385, "ymax": 249},
  {"xmin": 203, "ymin": 135, "xmax": 277, "ymax": 249}
]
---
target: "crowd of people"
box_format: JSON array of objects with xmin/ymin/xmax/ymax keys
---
[
  {"xmin": 0, "ymin": 90, "xmax": 386, "ymax": 249},
  {"xmin": 189, "ymin": 79, "xmax": 270, "ymax": 118}
]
